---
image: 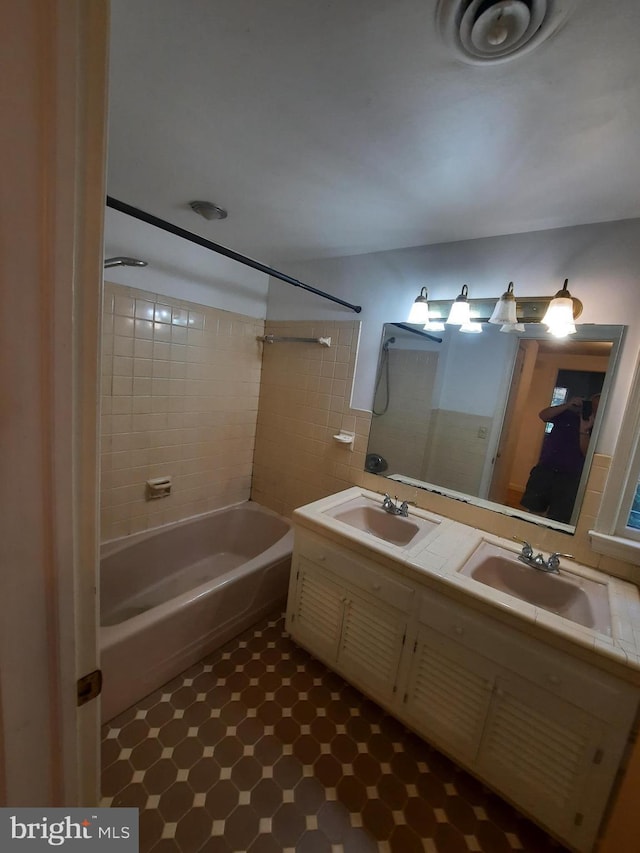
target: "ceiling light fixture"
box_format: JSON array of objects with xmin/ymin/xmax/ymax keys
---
[
  {"xmin": 489, "ymin": 281, "xmax": 518, "ymax": 325},
  {"xmin": 542, "ymin": 279, "xmax": 578, "ymax": 337},
  {"xmin": 189, "ymin": 200, "xmax": 228, "ymax": 221},
  {"xmin": 446, "ymin": 285, "xmax": 471, "ymax": 325},
  {"xmin": 407, "ymin": 287, "xmax": 430, "ymax": 324},
  {"xmin": 460, "ymin": 321, "xmax": 483, "ymax": 334}
]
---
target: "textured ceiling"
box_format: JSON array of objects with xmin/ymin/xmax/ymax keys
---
[{"xmin": 107, "ymin": 0, "xmax": 640, "ymax": 264}]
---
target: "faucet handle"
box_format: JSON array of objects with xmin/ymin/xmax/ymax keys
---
[
  {"xmin": 512, "ymin": 536, "xmax": 533, "ymax": 558},
  {"xmin": 546, "ymin": 552, "xmax": 574, "ymax": 572}
]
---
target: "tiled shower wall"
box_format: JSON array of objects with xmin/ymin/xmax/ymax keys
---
[
  {"xmin": 252, "ymin": 320, "xmax": 371, "ymax": 517},
  {"xmin": 100, "ymin": 283, "xmax": 264, "ymax": 542},
  {"xmin": 423, "ymin": 409, "xmax": 494, "ymax": 495},
  {"xmin": 368, "ymin": 349, "xmax": 438, "ymax": 479}
]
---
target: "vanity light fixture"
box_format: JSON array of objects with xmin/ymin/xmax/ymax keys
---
[
  {"xmin": 424, "ymin": 319, "xmax": 446, "ymax": 331},
  {"xmin": 542, "ymin": 279, "xmax": 577, "ymax": 337},
  {"xmin": 446, "ymin": 284, "xmax": 472, "ymax": 325},
  {"xmin": 460, "ymin": 322, "xmax": 483, "ymax": 334},
  {"xmin": 489, "ymin": 281, "xmax": 518, "ymax": 325},
  {"xmin": 407, "ymin": 287, "xmax": 430, "ymax": 324}
]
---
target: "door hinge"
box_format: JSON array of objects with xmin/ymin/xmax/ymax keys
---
[
  {"xmin": 77, "ymin": 669, "xmax": 102, "ymax": 706},
  {"xmin": 593, "ymin": 748, "xmax": 604, "ymax": 765},
  {"xmin": 401, "ymin": 632, "xmax": 406, "ymax": 646},
  {"xmin": 413, "ymin": 640, "xmax": 418, "ymax": 653}
]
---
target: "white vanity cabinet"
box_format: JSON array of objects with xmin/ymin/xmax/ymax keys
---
[
  {"xmin": 286, "ymin": 531, "xmax": 413, "ymax": 705},
  {"xmin": 286, "ymin": 526, "xmax": 640, "ymax": 853},
  {"xmin": 400, "ymin": 587, "xmax": 638, "ymax": 852}
]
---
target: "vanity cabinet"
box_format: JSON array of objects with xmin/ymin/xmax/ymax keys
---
[
  {"xmin": 287, "ymin": 532, "xmax": 413, "ymax": 704},
  {"xmin": 286, "ymin": 528, "xmax": 640, "ymax": 853},
  {"xmin": 401, "ymin": 587, "xmax": 636, "ymax": 851}
]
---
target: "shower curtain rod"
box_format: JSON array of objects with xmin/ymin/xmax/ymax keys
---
[
  {"xmin": 106, "ymin": 196, "xmax": 362, "ymax": 314},
  {"xmin": 391, "ymin": 322, "xmax": 442, "ymax": 343}
]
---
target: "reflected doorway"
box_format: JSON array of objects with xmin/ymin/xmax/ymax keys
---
[{"xmin": 489, "ymin": 339, "xmax": 610, "ymax": 518}]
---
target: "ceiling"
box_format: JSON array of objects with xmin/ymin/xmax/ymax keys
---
[{"xmin": 107, "ymin": 0, "xmax": 640, "ymax": 265}]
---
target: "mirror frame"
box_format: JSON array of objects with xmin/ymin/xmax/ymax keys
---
[{"xmin": 368, "ymin": 319, "xmax": 626, "ymax": 535}]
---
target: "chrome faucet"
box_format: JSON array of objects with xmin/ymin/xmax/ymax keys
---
[
  {"xmin": 382, "ymin": 494, "xmax": 409, "ymax": 517},
  {"xmin": 513, "ymin": 538, "xmax": 574, "ymax": 574}
]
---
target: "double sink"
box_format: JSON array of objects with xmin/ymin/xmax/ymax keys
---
[{"xmin": 322, "ymin": 492, "xmax": 611, "ymax": 635}]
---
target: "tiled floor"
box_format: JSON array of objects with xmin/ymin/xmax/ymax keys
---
[{"xmin": 102, "ymin": 614, "xmax": 567, "ymax": 853}]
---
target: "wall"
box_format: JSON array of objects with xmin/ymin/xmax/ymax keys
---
[
  {"xmin": 369, "ymin": 348, "xmax": 438, "ymax": 479},
  {"xmin": 101, "ymin": 282, "xmax": 264, "ymax": 542},
  {"xmin": 252, "ymin": 320, "xmax": 369, "ymax": 518},
  {"xmin": 424, "ymin": 409, "xmax": 494, "ymax": 495}
]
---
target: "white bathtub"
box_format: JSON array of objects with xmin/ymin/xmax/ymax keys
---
[{"xmin": 100, "ymin": 501, "xmax": 293, "ymax": 722}]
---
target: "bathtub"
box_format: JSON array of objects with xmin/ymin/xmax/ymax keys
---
[{"xmin": 100, "ymin": 501, "xmax": 293, "ymax": 722}]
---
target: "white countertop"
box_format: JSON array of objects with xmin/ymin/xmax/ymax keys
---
[{"xmin": 292, "ymin": 487, "xmax": 640, "ymax": 683}]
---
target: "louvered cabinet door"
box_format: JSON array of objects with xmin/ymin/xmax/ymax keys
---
[
  {"xmin": 476, "ymin": 671, "xmax": 609, "ymax": 851},
  {"xmin": 289, "ymin": 559, "xmax": 344, "ymax": 664},
  {"xmin": 401, "ymin": 624, "xmax": 495, "ymax": 765},
  {"xmin": 337, "ymin": 590, "xmax": 407, "ymax": 705},
  {"xmin": 402, "ymin": 625, "xmax": 497, "ymax": 765}
]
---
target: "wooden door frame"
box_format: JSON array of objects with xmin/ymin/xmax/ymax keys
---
[{"xmin": 0, "ymin": 0, "xmax": 109, "ymax": 805}]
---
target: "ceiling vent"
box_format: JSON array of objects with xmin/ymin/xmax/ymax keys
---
[{"xmin": 436, "ymin": 0, "xmax": 578, "ymax": 65}]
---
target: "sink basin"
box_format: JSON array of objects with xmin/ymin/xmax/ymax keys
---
[
  {"xmin": 324, "ymin": 496, "xmax": 438, "ymax": 547},
  {"xmin": 459, "ymin": 542, "xmax": 611, "ymax": 634}
]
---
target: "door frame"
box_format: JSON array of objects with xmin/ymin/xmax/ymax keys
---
[{"xmin": 0, "ymin": 0, "xmax": 109, "ymax": 805}]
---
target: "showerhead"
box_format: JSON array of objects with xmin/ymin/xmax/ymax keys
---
[
  {"xmin": 104, "ymin": 256, "xmax": 148, "ymax": 269},
  {"xmin": 383, "ymin": 336, "xmax": 396, "ymax": 351}
]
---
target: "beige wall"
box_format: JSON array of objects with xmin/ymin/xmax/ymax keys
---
[
  {"xmin": 100, "ymin": 282, "xmax": 264, "ymax": 542},
  {"xmin": 368, "ymin": 349, "xmax": 437, "ymax": 479},
  {"xmin": 424, "ymin": 409, "xmax": 494, "ymax": 494},
  {"xmin": 252, "ymin": 320, "xmax": 370, "ymax": 517}
]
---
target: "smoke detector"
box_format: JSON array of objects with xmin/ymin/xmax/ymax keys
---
[
  {"xmin": 189, "ymin": 200, "xmax": 228, "ymax": 221},
  {"xmin": 436, "ymin": 0, "xmax": 579, "ymax": 64}
]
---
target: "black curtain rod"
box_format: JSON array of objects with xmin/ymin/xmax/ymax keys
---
[
  {"xmin": 106, "ymin": 196, "xmax": 362, "ymax": 314},
  {"xmin": 391, "ymin": 322, "xmax": 442, "ymax": 344}
]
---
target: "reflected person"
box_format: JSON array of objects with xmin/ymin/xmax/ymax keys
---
[{"xmin": 520, "ymin": 394, "xmax": 600, "ymax": 523}]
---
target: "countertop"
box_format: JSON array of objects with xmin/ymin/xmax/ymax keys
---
[{"xmin": 292, "ymin": 487, "xmax": 640, "ymax": 685}]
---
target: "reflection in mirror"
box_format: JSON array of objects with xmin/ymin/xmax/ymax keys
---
[{"xmin": 366, "ymin": 322, "xmax": 625, "ymax": 533}]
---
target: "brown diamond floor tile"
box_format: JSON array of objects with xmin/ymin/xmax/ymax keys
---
[{"xmin": 102, "ymin": 612, "xmax": 569, "ymax": 853}]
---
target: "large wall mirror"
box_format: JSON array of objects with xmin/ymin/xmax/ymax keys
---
[{"xmin": 366, "ymin": 320, "xmax": 625, "ymax": 534}]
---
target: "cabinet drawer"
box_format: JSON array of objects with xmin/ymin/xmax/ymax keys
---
[
  {"xmin": 418, "ymin": 588, "xmax": 638, "ymax": 726},
  {"xmin": 297, "ymin": 533, "xmax": 414, "ymax": 613}
]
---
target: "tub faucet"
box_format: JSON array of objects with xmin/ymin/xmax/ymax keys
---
[
  {"xmin": 513, "ymin": 538, "xmax": 573, "ymax": 574},
  {"xmin": 382, "ymin": 494, "xmax": 409, "ymax": 517}
]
